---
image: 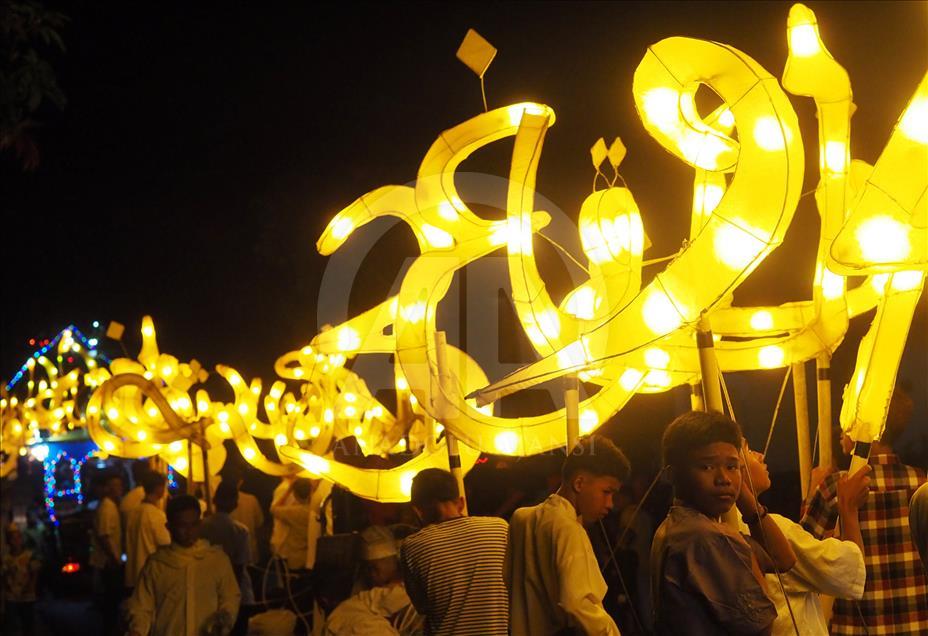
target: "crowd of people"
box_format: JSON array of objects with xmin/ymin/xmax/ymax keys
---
[{"xmin": 2, "ymin": 390, "xmax": 927, "ymax": 635}]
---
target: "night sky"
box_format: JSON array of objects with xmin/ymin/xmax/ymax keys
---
[{"xmin": 2, "ymin": 2, "xmax": 926, "ymax": 476}]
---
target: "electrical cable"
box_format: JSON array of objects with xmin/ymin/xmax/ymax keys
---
[
  {"xmin": 605, "ymin": 466, "xmax": 668, "ymax": 573},
  {"xmin": 763, "ymin": 367, "xmax": 793, "ymax": 458}
]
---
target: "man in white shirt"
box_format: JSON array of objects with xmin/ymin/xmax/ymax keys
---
[
  {"xmin": 269, "ymin": 475, "xmax": 297, "ymax": 557},
  {"xmin": 127, "ymin": 494, "xmax": 240, "ymax": 636},
  {"xmin": 270, "ymin": 477, "xmax": 312, "ymax": 571},
  {"xmin": 507, "ymin": 434, "xmax": 629, "ymax": 635},
  {"xmin": 90, "ymin": 471, "xmax": 124, "ymax": 635},
  {"xmin": 227, "ymin": 471, "xmax": 264, "ymax": 565},
  {"xmin": 125, "ymin": 471, "xmax": 171, "ymax": 592},
  {"xmin": 741, "ymin": 443, "xmax": 869, "ymax": 636}
]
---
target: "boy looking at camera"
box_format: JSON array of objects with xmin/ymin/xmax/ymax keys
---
[{"xmin": 650, "ymin": 411, "xmax": 795, "ymax": 636}]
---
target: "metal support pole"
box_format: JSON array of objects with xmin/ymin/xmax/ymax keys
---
[
  {"xmin": 186, "ymin": 439, "xmax": 195, "ymax": 496},
  {"xmin": 696, "ymin": 315, "xmax": 724, "ymax": 414},
  {"xmin": 793, "ymin": 361, "xmax": 813, "ymax": 499},
  {"xmin": 434, "ymin": 331, "xmax": 467, "ymax": 514},
  {"xmin": 815, "ymin": 354, "xmax": 833, "ymax": 469},
  {"xmin": 690, "ymin": 381, "xmax": 705, "ymax": 412},
  {"xmin": 200, "ymin": 423, "xmax": 212, "ymax": 515},
  {"xmin": 565, "ymin": 373, "xmax": 580, "ymax": 453}
]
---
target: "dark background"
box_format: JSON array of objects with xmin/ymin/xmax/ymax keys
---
[{"xmin": 2, "ymin": 1, "xmax": 926, "ymax": 484}]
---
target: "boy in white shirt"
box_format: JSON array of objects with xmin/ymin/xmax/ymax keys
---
[
  {"xmin": 124, "ymin": 471, "xmax": 170, "ymax": 592},
  {"xmin": 127, "ymin": 494, "xmax": 240, "ymax": 636}
]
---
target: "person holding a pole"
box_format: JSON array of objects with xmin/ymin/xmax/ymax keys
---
[
  {"xmin": 801, "ymin": 387, "xmax": 928, "ymax": 635},
  {"xmin": 400, "ymin": 468, "xmax": 508, "ymax": 635}
]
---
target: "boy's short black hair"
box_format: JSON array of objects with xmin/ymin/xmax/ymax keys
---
[
  {"xmin": 214, "ymin": 480, "xmax": 239, "ymax": 512},
  {"xmin": 662, "ymin": 411, "xmax": 743, "ymax": 470},
  {"xmin": 562, "ymin": 435, "xmax": 631, "ymax": 483},
  {"xmin": 131, "ymin": 460, "xmax": 150, "ymax": 483},
  {"xmin": 166, "ymin": 494, "xmax": 201, "ymax": 522},
  {"xmin": 410, "ymin": 468, "xmax": 459, "ymax": 509},
  {"xmin": 141, "ymin": 471, "xmax": 166, "ymax": 495},
  {"xmin": 292, "ymin": 478, "xmax": 313, "ymax": 501}
]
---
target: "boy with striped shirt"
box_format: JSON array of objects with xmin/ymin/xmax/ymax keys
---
[{"xmin": 400, "ymin": 468, "xmax": 509, "ymax": 635}]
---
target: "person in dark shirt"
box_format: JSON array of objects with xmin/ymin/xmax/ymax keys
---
[{"xmin": 650, "ymin": 410, "xmax": 795, "ymax": 636}]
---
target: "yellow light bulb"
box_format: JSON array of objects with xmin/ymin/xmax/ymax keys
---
[
  {"xmin": 695, "ymin": 183, "xmax": 725, "ymax": 215},
  {"xmin": 758, "ymin": 345, "xmax": 785, "ymax": 369},
  {"xmin": 330, "ymin": 217, "xmax": 354, "ymax": 240},
  {"xmin": 714, "ymin": 223, "xmax": 765, "ymax": 270},
  {"xmin": 104, "ymin": 440, "xmax": 115, "ymax": 452},
  {"xmin": 855, "ymin": 216, "xmax": 911, "ymax": 262},
  {"xmin": 718, "ymin": 109, "xmax": 735, "ymax": 128},
  {"xmin": 309, "ymin": 426, "xmax": 321, "ymax": 437},
  {"xmin": 642, "ymin": 288, "xmax": 682, "ymax": 334},
  {"xmin": 579, "ymin": 409, "xmax": 599, "ymax": 434},
  {"xmin": 750, "ymin": 310, "xmax": 774, "ymax": 331},
  {"xmin": 300, "ymin": 452, "xmax": 331, "ymax": 476},
  {"xmin": 890, "ymin": 270, "xmax": 923, "ymax": 292},
  {"xmin": 494, "ymin": 431, "xmax": 520, "ymax": 455},
  {"xmin": 337, "ymin": 327, "xmax": 361, "ymax": 352},
  {"xmin": 644, "ymin": 347, "xmax": 671, "ymax": 369},
  {"xmin": 641, "ymin": 87, "xmax": 680, "ymax": 134},
  {"xmin": 243, "ymin": 447, "xmax": 256, "ymax": 461},
  {"xmin": 753, "ymin": 116, "xmax": 789, "ymax": 151},
  {"xmin": 822, "ymin": 141, "xmax": 847, "ymax": 173},
  {"xmin": 820, "ymin": 268, "xmax": 845, "ymax": 300},
  {"xmin": 275, "ymin": 434, "xmax": 287, "ymax": 446},
  {"xmin": 400, "ymin": 470, "xmax": 417, "ymax": 497},
  {"xmin": 644, "ymin": 370, "xmax": 672, "ymax": 389}
]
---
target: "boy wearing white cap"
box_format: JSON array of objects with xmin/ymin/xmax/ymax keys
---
[{"xmin": 324, "ymin": 525, "xmax": 422, "ymax": 635}]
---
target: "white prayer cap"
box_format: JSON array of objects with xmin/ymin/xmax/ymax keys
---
[{"xmin": 361, "ymin": 525, "xmax": 398, "ymax": 561}]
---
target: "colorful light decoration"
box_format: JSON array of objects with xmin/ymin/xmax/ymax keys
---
[
  {"xmin": 43, "ymin": 449, "xmax": 94, "ymax": 525},
  {"xmin": 4, "ymin": 325, "xmax": 108, "ymax": 393},
  {"xmin": 1, "ymin": 325, "xmax": 109, "ymax": 477}
]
